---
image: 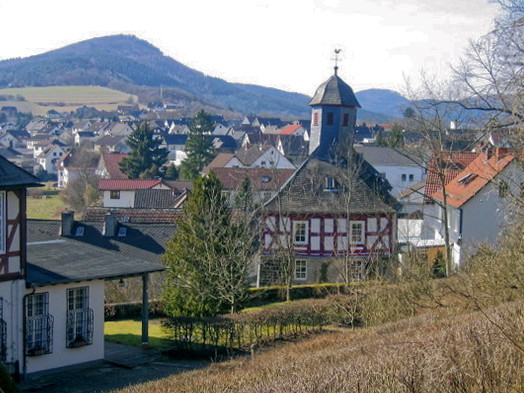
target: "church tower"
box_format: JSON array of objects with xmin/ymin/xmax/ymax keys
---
[{"xmin": 308, "ymin": 65, "xmax": 360, "ymax": 159}]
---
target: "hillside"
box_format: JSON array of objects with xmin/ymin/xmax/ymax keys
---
[{"xmin": 0, "ymin": 35, "xmax": 407, "ymax": 121}]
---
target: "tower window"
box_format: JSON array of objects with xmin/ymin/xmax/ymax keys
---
[
  {"xmin": 313, "ymin": 111, "xmax": 319, "ymax": 127},
  {"xmin": 327, "ymin": 112, "xmax": 334, "ymax": 126},
  {"xmin": 343, "ymin": 113, "xmax": 349, "ymax": 126}
]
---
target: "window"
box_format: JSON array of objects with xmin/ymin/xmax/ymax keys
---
[
  {"xmin": 409, "ymin": 174, "xmax": 414, "ymax": 182},
  {"xmin": 293, "ymin": 221, "xmax": 308, "ymax": 244},
  {"xmin": 295, "ymin": 260, "xmax": 307, "ymax": 280},
  {"xmin": 349, "ymin": 221, "xmax": 365, "ymax": 244},
  {"xmin": 0, "ymin": 191, "xmax": 4, "ymax": 254},
  {"xmin": 117, "ymin": 226, "xmax": 127, "ymax": 237},
  {"xmin": 499, "ymin": 180, "xmax": 509, "ymax": 198},
  {"xmin": 110, "ymin": 190, "xmax": 120, "ymax": 200},
  {"xmin": 325, "ymin": 177, "xmax": 337, "ymax": 191},
  {"xmin": 25, "ymin": 293, "xmax": 53, "ymax": 356},
  {"xmin": 401, "ymin": 174, "xmax": 407, "ymax": 182},
  {"xmin": 345, "ymin": 260, "xmax": 365, "ymax": 282},
  {"xmin": 66, "ymin": 287, "xmax": 93, "ymax": 348},
  {"xmin": 313, "ymin": 111, "xmax": 319, "ymax": 127},
  {"xmin": 327, "ymin": 112, "xmax": 334, "ymax": 126},
  {"xmin": 343, "ymin": 113, "xmax": 349, "ymax": 126}
]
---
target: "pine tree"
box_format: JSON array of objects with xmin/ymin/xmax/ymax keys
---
[
  {"xmin": 119, "ymin": 122, "xmax": 168, "ymax": 179},
  {"xmin": 163, "ymin": 172, "xmax": 251, "ymax": 317},
  {"xmin": 179, "ymin": 110, "xmax": 215, "ymax": 180}
]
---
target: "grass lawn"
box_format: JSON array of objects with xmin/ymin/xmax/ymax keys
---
[
  {"xmin": 26, "ymin": 194, "xmax": 65, "ymax": 220},
  {"xmin": 105, "ymin": 319, "xmax": 173, "ymax": 351}
]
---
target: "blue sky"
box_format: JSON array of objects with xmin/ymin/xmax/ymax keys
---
[{"xmin": 0, "ymin": 0, "xmax": 500, "ymax": 95}]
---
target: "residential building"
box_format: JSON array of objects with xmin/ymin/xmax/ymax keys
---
[{"xmin": 430, "ymin": 148, "xmax": 524, "ymax": 267}]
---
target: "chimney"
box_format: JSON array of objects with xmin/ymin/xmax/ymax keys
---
[
  {"xmin": 103, "ymin": 214, "xmax": 118, "ymax": 237},
  {"xmin": 61, "ymin": 211, "xmax": 75, "ymax": 236}
]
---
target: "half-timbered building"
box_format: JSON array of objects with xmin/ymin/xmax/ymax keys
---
[{"xmin": 258, "ymin": 68, "xmax": 398, "ymax": 285}]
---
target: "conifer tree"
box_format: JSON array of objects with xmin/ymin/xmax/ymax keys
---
[
  {"xmin": 119, "ymin": 122, "xmax": 168, "ymax": 179},
  {"xmin": 179, "ymin": 110, "xmax": 215, "ymax": 180},
  {"xmin": 163, "ymin": 172, "xmax": 251, "ymax": 317}
]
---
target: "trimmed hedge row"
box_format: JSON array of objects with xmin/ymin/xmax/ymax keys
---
[{"xmin": 104, "ymin": 283, "xmax": 371, "ymax": 320}]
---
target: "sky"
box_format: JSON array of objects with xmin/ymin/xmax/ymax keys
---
[{"xmin": 0, "ymin": 0, "xmax": 501, "ymax": 96}]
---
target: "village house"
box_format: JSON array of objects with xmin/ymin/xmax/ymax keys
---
[
  {"xmin": 258, "ymin": 68, "xmax": 398, "ymax": 286},
  {"xmin": 430, "ymin": 148, "xmax": 524, "ymax": 267},
  {"xmin": 0, "ymin": 157, "xmax": 164, "ymax": 378}
]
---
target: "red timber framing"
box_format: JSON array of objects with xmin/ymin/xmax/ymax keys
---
[
  {"xmin": 0, "ymin": 188, "xmax": 26, "ymax": 281},
  {"xmin": 262, "ymin": 212, "xmax": 394, "ymax": 258}
]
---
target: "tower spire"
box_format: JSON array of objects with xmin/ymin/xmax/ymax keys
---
[{"xmin": 333, "ymin": 49, "xmax": 342, "ymax": 75}]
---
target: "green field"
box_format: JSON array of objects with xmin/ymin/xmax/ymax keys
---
[{"xmin": 0, "ymin": 86, "xmax": 139, "ymax": 115}]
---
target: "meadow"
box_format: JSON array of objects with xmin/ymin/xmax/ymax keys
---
[{"xmin": 0, "ymin": 86, "xmax": 138, "ymax": 115}]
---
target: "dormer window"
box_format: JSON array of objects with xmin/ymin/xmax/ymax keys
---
[
  {"xmin": 324, "ymin": 177, "xmax": 337, "ymax": 191},
  {"xmin": 261, "ymin": 176, "xmax": 270, "ymax": 183}
]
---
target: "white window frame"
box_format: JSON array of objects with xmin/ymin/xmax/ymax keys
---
[
  {"xmin": 295, "ymin": 259, "xmax": 307, "ymax": 280},
  {"xmin": 293, "ymin": 221, "xmax": 308, "ymax": 244},
  {"xmin": 349, "ymin": 221, "xmax": 365, "ymax": 244}
]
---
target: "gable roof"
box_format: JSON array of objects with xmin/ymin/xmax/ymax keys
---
[
  {"xmin": 264, "ymin": 156, "xmax": 396, "ymax": 215},
  {"xmin": 0, "ymin": 155, "xmax": 41, "ymax": 188},
  {"xmin": 99, "ymin": 153, "xmax": 128, "ymax": 179},
  {"xmin": 432, "ymin": 151, "xmax": 516, "ymax": 208},
  {"xmin": 234, "ymin": 144, "xmax": 274, "ymax": 166},
  {"xmin": 134, "ymin": 189, "xmax": 182, "ymax": 208},
  {"xmin": 424, "ymin": 151, "xmax": 478, "ymax": 203},
  {"xmin": 279, "ymin": 124, "xmax": 302, "ymax": 135},
  {"xmin": 354, "ymin": 146, "xmax": 424, "ymax": 167},
  {"xmin": 98, "ymin": 178, "xmax": 165, "ymax": 190},
  {"xmin": 211, "ymin": 167, "xmax": 295, "ymax": 191},
  {"xmin": 203, "ymin": 153, "xmax": 235, "ymax": 173}
]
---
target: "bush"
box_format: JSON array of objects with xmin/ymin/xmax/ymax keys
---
[{"xmin": 104, "ymin": 301, "xmax": 164, "ymax": 320}]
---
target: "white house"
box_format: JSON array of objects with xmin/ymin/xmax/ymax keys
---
[
  {"xmin": 36, "ymin": 144, "xmax": 66, "ymax": 175},
  {"xmin": 0, "ymin": 159, "xmax": 165, "ymax": 378},
  {"xmin": 430, "ymin": 148, "xmax": 524, "ymax": 267},
  {"xmin": 98, "ymin": 179, "xmax": 174, "ymax": 208},
  {"xmin": 355, "ymin": 146, "xmax": 426, "ymax": 197}
]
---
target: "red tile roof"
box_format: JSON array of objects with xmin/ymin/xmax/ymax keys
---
[
  {"xmin": 99, "ymin": 179, "xmax": 163, "ymax": 190},
  {"xmin": 101, "ymin": 153, "xmax": 128, "ymax": 180},
  {"xmin": 432, "ymin": 151, "xmax": 515, "ymax": 208},
  {"xmin": 424, "ymin": 151, "xmax": 478, "ymax": 203},
  {"xmin": 279, "ymin": 124, "xmax": 302, "ymax": 135}
]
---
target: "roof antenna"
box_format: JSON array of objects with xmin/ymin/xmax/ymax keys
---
[{"xmin": 333, "ymin": 49, "xmax": 342, "ymax": 75}]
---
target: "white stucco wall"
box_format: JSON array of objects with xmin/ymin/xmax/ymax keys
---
[
  {"xmin": 0, "ymin": 279, "xmax": 25, "ymax": 371},
  {"xmin": 373, "ymin": 164, "xmax": 425, "ymax": 197},
  {"xmin": 26, "ymin": 280, "xmax": 105, "ymax": 374},
  {"xmin": 103, "ymin": 190, "xmax": 135, "ymax": 208}
]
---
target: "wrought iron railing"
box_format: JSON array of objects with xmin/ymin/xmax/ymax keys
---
[
  {"xmin": 66, "ymin": 309, "xmax": 94, "ymax": 348},
  {"xmin": 25, "ymin": 315, "xmax": 54, "ymax": 356}
]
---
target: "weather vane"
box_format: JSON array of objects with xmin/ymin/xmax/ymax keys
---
[{"xmin": 333, "ymin": 49, "xmax": 342, "ymax": 75}]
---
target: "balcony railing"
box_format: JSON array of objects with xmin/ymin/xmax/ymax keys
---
[
  {"xmin": 66, "ymin": 309, "xmax": 94, "ymax": 348},
  {"xmin": 25, "ymin": 315, "xmax": 54, "ymax": 356}
]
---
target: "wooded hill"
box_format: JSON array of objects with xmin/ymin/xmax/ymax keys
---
[{"xmin": 0, "ymin": 35, "xmax": 408, "ymax": 121}]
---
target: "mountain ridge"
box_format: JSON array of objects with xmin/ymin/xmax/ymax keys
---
[{"xmin": 0, "ymin": 35, "xmax": 409, "ymax": 121}]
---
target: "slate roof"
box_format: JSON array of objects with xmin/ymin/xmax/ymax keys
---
[
  {"xmin": 83, "ymin": 207, "xmax": 182, "ymax": 223},
  {"xmin": 27, "ymin": 240, "xmax": 165, "ymax": 287},
  {"xmin": 234, "ymin": 145, "xmax": 273, "ymax": 166},
  {"xmin": 134, "ymin": 189, "xmax": 182, "ymax": 208},
  {"xmin": 264, "ymin": 156, "xmax": 397, "ymax": 215},
  {"xmin": 424, "ymin": 151, "xmax": 478, "ymax": 203},
  {"xmin": 27, "ymin": 219, "xmax": 176, "ymax": 265},
  {"xmin": 354, "ymin": 146, "xmax": 423, "ymax": 167},
  {"xmin": 432, "ymin": 151, "xmax": 516, "ymax": 208},
  {"xmin": 0, "ymin": 155, "xmax": 41, "ymax": 188},
  {"xmin": 212, "ymin": 167, "xmax": 295, "ymax": 191},
  {"xmin": 164, "ymin": 134, "xmax": 188, "ymax": 146},
  {"xmin": 309, "ymin": 71, "xmax": 361, "ymax": 108}
]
